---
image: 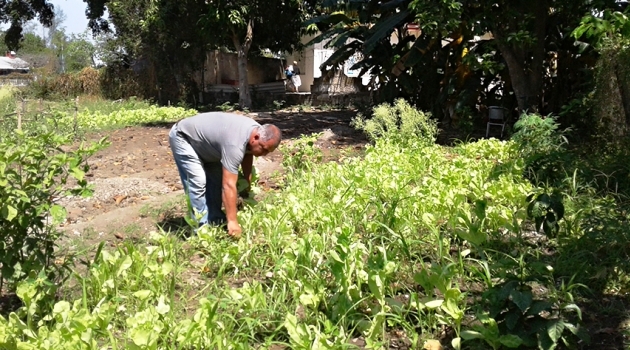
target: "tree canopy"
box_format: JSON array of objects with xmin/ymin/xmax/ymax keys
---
[
  {"xmin": 309, "ymin": 0, "xmax": 625, "ymax": 119},
  {"xmin": 83, "ymin": 0, "xmax": 316, "ymax": 107},
  {"xmin": 0, "ymin": 0, "xmax": 54, "ymax": 50}
]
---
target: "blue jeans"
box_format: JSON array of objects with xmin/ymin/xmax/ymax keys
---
[{"xmin": 169, "ymin": 124, "xmax": 226, "ymax": 227}]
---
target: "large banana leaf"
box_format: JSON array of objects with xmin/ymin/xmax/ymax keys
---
[
  {"xmin": 319, "ymin": 40, "xmax": 363, "ymax": 72},
  {"xmin": 304, "ymin": 26, "xmax": 350, "ymax": 47},
  {"xmin": 363, "ymin": 9, "xmax": 410, "ymax": 53}
]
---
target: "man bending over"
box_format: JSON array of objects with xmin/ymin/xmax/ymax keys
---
[{"xmin": 169, "ymin": 112, "xmax": 282, "ymax": 238}]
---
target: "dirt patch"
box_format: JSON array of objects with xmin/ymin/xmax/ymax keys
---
[{"xmin": 58, "ymin": 109, "xmax": 367, "ymax": 244}]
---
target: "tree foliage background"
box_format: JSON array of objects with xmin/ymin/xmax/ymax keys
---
[
  {"xmin": 3, "ymin": 0, "xmax": 630, "ymax": 137},
  {"xmin": 308, "ymin": 0, "xmax": 628, "ymax": 135},
  {"xmin": 80, "ymin": 0, "xmax": 317, "ymax": 106}
]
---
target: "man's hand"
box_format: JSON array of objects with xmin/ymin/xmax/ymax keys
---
[{"xmin": 227, "ymin": 220, "xmax": 242, "ymax": 239}]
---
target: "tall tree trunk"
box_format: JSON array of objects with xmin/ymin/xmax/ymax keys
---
[
  {"xmin": 613, "ymin": 60, "xmax": 630, "ymax": 131},
  {"xmin": 494, "ymin": 0, "xmax": 548, "ymax": 114},
  {"xmin": 232, "ymin": 19, "xmax": 254, "ymax": 109},
  {"xmin": 498, "ymin": 44, "xmax": 541, "ymax": 113}
]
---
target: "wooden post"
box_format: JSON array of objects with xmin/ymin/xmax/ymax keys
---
[
  {"xmin": 16, "ymin": 104, "xmax": 22, "ymax": 130},
  {"xmin": 74, "ymin": 96, "xmax": 79, "ymax": 135}
]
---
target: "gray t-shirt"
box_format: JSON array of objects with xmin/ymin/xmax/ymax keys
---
[{"xmin": 177, "ymin": 112, "xmax": 260, "ymax": 174}]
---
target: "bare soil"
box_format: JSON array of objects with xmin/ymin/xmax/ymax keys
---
[{"xmin": 57, "ymin": 109, "xmax": 367, "ymax": 246}]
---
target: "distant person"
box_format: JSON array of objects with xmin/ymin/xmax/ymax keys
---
[
  {"xmin": 290, "ymin": 61, "xmax": 302, "ymax": 93},
  {"xmin": 169, "ymin": 112, "xmax": 282, "ymax": 238},
  {"xmin": 285, "ymin": 64, "xmax": 295, "ymax": 92}
]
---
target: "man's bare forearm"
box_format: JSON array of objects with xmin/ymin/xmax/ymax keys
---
[
  {"xmin": 222, "ymin": 182, "xmax": 238, "ymax": 222},
  {"xmin": 222, "ymin": 168, "xmax": 240, "ymax": 222}
]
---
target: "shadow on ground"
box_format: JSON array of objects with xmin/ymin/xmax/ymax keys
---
[
  {"xmin": 158, "ymin": 216, "xmax": 190, "ymax": 236},
  {"xmin": 0, "ymin": 294, "xmax": 21, "ymax": 317}
]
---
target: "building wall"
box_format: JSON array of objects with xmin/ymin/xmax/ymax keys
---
[
  {"xmin": 199, "ymin": 51, "xmax": 284, "ymax": 90},
  {"xmin": 286, "ymin": 33, "xmax": 374, "ymax": 93}
]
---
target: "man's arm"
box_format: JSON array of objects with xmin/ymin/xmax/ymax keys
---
[
  {"xmin": 222, "ymin": 168, "xmax": 241, "ymax": 237},
  {"xmin": 240, "ymin": 153, "xmax": 253, "ymax": 195}
]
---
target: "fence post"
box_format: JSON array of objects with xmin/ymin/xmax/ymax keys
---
[
  {"xmin": 74, "ymin": 96, "xmax": 79, "ymax": 135},
  {"xmin": 16, "ymin": 104, "xmax": 21, "ymax": 130}
]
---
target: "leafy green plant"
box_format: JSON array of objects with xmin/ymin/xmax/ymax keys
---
[
  {"xmin": 527, "ymin": 190, "xmax": 565, "ymax": 238},
  {"xmin": 78, "ymin": 231, "xmax": 180, "ymax": 312},
  {"xmin": 465, "ymin": 254, "xmax": 588, "ymax": 350},
  {"xmin": 54, "ymin": 106, "xmax": 197, "ymax": 131},
  {"xmin": 351, "ymin": 98, "xmax": 438, "ymax": 146},
  {"xmin": 216, "ymin": 101, "xmax": 236, "ymax": 112},
  {"xmin": 511, "ymin": 113, "xmax": 570, "ymax": 183},
  {"xmin": 0, "ymin": 128, "xmax": 106, "ymax": 291},
  {"xmin": 280, "ymin": 133, "xmax": 323, "ymax": 175},
  {"xmin": 272, "ymin": 99, "xmax": 285, "ymax": 110}
]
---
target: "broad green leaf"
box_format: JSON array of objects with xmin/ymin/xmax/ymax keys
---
[
  {"xmin": 156, "ymin": 296, "xmax": 170, "ymax": 315},
  {"xmin": 422, "ymin": 212, "xmax": 435, "ymax": 226},
  {"xmin": 510, "ymin": 289, "xmax": 532, "ymax": 312},
  {"xmin": 116, "ymin": 256, "xmax": 133, "ymax": 277},
  {"xmin": 499, "ymin": 334, "xmax": 523, "ymax": 348},
  {"xmin": 1, "ymin": 205, "xmax": 17, "ymax": 222},
  {"xmin": 50, "ymin": 205, "xmax": 67, "ymax": 225},
  {"xmin": 364, "ymin": 10, "xmax": 410, "ymax": 53},
  {"xmin": 368, "ymin": 274, "xmax": 384, "ymax": 300},
  {"xmin": 133, "ymin": 290, "xmax": 152, "ymax": 300},
  {"xmin": 130, "ymin": 328, "xmax": 151, "ymax": 346},
  {"xmin": 442, "ymin": 288, "xmax": 463, "ymax": 320},
  {"xmin": 228, "ymin": 289, "xmax": 243, "ymax": 300},
  {"xmin": 563, "ymin": 303, "xmax": 582, "ymax": 320},
  {"xmin": 527, "ymin": 300, "xmax": 552, "ymax": 316},
  {"xmin": 425, "ymin": 299, "xmax": 443, "ymax": 309},
  {"xmin": 461, "ymin": 330, "xmax": 483, "ymax": 340},
  {"xmin": 52, "ymin": 301, "xmax": 72, "ymax": 324},
  {"xmin": 538, "ymin": 328, "xmax": 557, "ymax": 350},
  {"xmin": 299, "ymin": 293, "xmax": 320, "ymax": 307},
  {"xmin": 547, "ymin": 319, "xmax": 565, "ymax": 343},
  {"xmin": 455, "ymin": 227, "xmax": 486, "ymax": 246},
  {"xmin": 451, "ymin": 337, "xmax": 461, "ymax": 350},
  {"xmin": 161, "ymin": 262, "xmax": 173, "ymax": 275},
  {"xmin": 284, "ymin": 314, "xmax": 309, "ymax": 347},
  {"xmin": 70, "ymin": 167, "xmax": 85, "ymax": 182}
]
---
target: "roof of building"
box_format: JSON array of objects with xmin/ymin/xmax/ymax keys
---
[{"xmin": 0, "ymin": 56, "xmax": 30, "ymax": 70}]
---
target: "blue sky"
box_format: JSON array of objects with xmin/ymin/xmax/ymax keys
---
[
  {"xmin": 50, "ymin": 0, "xmax": 91, "ymax": 35},
  {"xmin": 0, "ymin": 0, "xmax": 92, "ymax": 36}
]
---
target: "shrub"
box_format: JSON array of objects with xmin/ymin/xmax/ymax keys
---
[
  {"xmin": 0, "ymin": 86, "xmax": 16, "ymax": 116},
  {"xmin": 280, "ymin": 133, "xmax": 323, "ymax": 176},
  {"xmin": 511, "ymin": 113, "xmax": 570, "ymax": 183},
  {"xmin": 0, "ymin": 127, "xmax": 106, "ymax": 292},
  {"xmin": 351, "ymin": 98, "xmax": 438, "ymax": 146},
  {"xmin": 24, "ymin": 68, "xmax": 102, "ymax": 100}
]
